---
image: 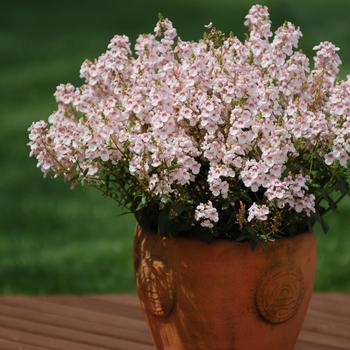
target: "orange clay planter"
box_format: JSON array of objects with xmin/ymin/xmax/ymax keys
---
[{"xmin": 134, "ymin": 225, "xmax": 316, "ymax": 350}]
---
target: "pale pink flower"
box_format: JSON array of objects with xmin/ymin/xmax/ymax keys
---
[
  {"xmin": 248, "ymin": 203, "xmax": 270, "ymax": 222},
  {"xmin": 195, "ymin": 201, "xmax": 219, "ymax": 228},
  {"xmin": 28, "ymin": 5, "xmax": 349, "ymax": 232}
]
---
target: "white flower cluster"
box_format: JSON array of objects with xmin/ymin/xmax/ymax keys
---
[{"xmin": 29, "ymin": 5, "xmax": 350, "ymax": 232}]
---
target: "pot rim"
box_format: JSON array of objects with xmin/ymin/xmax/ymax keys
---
[{"xmin": 136, "ymin": 224, "xmax": 314, "ymax": 248}]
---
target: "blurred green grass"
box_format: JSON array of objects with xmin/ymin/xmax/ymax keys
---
[{"xmin": 1, "ymin": 0, "xmax": 350, "ymax": 294}]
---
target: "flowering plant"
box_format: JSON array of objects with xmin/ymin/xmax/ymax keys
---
[{"xmin": 29, "ymin": 5, "xmax": 350, "ymax": 245}]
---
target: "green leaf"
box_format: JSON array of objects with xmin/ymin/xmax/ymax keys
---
[
  {"xmin": 157, "ymin": 206, "xmax": 193, "ymax": 237},
  {"xmin": 191, "ymin": 226, "xmax": 214, "ymax": 243},
  {"xmin": 246, "ymin": 226, "xmax": 258, "ymax": 250},
  {"xmin": 335, "ymin": 175, "xmax": 349, "ymax": 196},
  {"xmin": 315, "ymin": 212, "xmax": 329, "ymax": 235},
  {"xmin": 235, "ymin": 233, "xmax": 248, "ymax": 242},
  {"xmin": 170, "ymin": 201, "xmax": 187, "ymax": 216},
  {"xmin": 325, "ymin": 194, "xmax": 337, "ymax": 212},
  {"xmin": 135, "ymin": 204, "xmax": 158, "ymax": 232}
]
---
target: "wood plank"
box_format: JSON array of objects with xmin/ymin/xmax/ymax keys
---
[
  {"xmin": 0, "ymin": 297, "xmax": 148, "ymax": 332},
  {"xmin": 305, "ymin": 308, "xmax": 350, "ymax": 325},
  {"xmin": 0, "ymin": 339, "xmax": 47, "ymax": 350},
  {"xmin": 0, "ymin": 314, "xmax": 154, "ymax": 350},
  {"xmin": 0, "ymin": 326, "xmax": 106, "ymax": 350},
  {"xmin": 302, "ymin": 314, "xmax": 350, "ymax": 339},
  {"xmin": 299, "ymin": 293, "xmax": 350, "ymax": 348},
  {"xmin": 92, "ymin": 294, "xmax": 141, "ymax": 307},
  {"xmin": 0, "ymin": 293, "xmax": 348, "ymax": 350},
  {"xmin": 0, "ymin": 303, "xmax": 153, "ymax": 345},
  {"xmin": 37, "ymin": 296, "xmax": 144, "ymax": 321},
  {"xmin": 298, "ymin": 329, "xmax": 350, "ymax": 350},
  {"xmin": 308, "ymin": 294, "xmax": 350, "ymax": 318},
  {"xmin": 294, "ymin": 340, "xmax": 338, "ymax": 350}
]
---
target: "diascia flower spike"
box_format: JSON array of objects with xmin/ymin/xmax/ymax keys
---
[{"xmin": 29, "ymin": 5, "xmax": 350, "ymax": 243}]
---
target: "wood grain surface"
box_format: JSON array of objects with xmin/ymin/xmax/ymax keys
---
[{"xmin": 0, "ymin": 293, "xmax": 347, "ymax": 349}]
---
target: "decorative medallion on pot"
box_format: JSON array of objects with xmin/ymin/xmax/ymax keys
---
[
  {"xmin": 134, "ymin": 226, "xmax": 176, "ymax": 318},
  {"xmin": 137, "ymin": 254, "xmax": 175, "ymax": 318},
  {"xmin": 256, "ymin": 265, "xmax": 305, "ymax": 324}
]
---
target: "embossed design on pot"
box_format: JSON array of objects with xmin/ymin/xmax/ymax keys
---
[
  {"xmin": 134, "ymin": 225, "xmax": 144, "ymax": 272},
  {"xmin": 138, "ymin": 254, "xmax": 175, "ymax": 318},
  {"xmin": 256, "ymin": 265, "xmax": 305, "ymax": 324}
]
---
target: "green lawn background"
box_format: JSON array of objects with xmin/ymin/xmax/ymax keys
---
[{"xmin": 1, "ymin": 0, "xmax": 350, "ymax": 294}]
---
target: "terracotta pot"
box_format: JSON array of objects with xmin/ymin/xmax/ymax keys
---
[{"xmin": 134, "ymin": 225, "xmax": 316, "ymax": 350}]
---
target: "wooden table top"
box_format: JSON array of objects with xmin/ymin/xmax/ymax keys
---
[{"xmin": 0, "ymin": 293, "xmax": 348, "ymax": 350}]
